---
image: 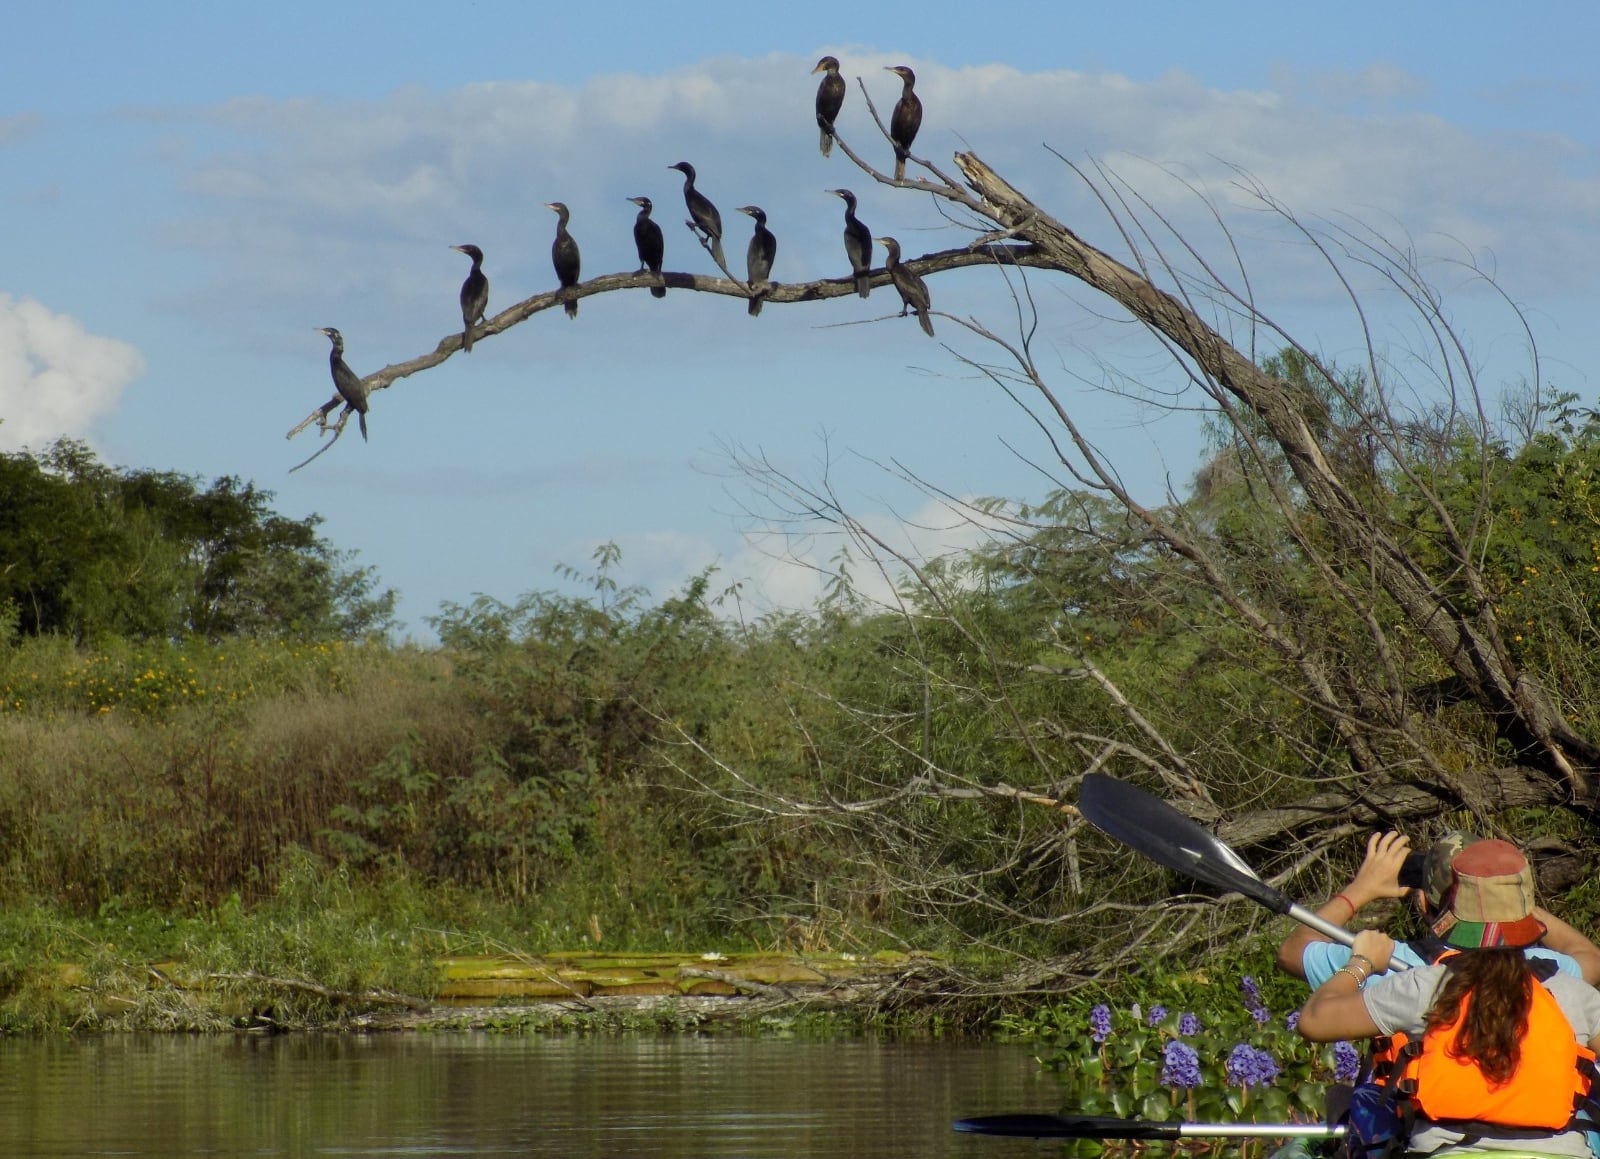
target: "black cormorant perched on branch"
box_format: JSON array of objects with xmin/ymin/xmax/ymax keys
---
[
  {"xmin": 878, "ymin": 237, "xmax": 934, "ymax": 338},
  {"xmin": 668, "ymin": 161, "xmax": 725, "ymax": 271},
  {"xmin": 545, "ymin": 202, "xmax": 581, "ymax": 319},
  {"xmin": 628, "ymin": 196, "xmax": 667, "ymax": 298},
  {"xmin": 316, "ymin": 327, "xmax": 369, "ymax": 440},
  {"xmin": 828, "ymin": 188, "xmax": 873, "ymax": 298},
  {"xmin": 813, "ymin": 56, "xmax": 845, "ymax": 157},
  {"xmin": 737, "ymin": 206, "xmax": 776, "ymax": 317},
  {"xmin": 885, "ymin": 65, "xmax": 922, "ymax": 182},
  {"xmin": 451, "ymin": 244, "xmax": 489, "ymax": 352}
]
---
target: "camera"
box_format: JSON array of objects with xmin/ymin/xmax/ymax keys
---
[{"xmin": 1397, "ymin": 849, "xmax": 1430, "ymax": 891}]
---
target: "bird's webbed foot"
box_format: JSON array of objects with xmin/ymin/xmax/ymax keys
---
[{"xmin": 314, "ymin": 394, "xmax": 344, "ymax": 434}]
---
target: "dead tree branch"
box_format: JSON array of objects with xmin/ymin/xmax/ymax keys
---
[{"xmin": 285, "ymin": 244, "xmax": 1051, "ymax": 443}]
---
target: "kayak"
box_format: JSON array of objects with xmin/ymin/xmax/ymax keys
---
[{"xmin": 952, "ymin": 1113, "xmax": 1587, "ymax": 1159}]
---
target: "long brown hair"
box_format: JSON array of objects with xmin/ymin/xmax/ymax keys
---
[{"xmin": 1425, "ymin": 948, "xmax": 1534, "ymax": 1084}]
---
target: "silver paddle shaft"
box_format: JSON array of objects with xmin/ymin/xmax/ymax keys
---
[
  {"xmin": 1285, "ymin": 902, "xmax": 1411, "ymax": 971},
  {"xmin": 1175, "ymin": 1124, "xmax": 1345, "ymax": 1139}
]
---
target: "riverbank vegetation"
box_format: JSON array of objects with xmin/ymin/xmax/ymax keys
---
[
  {"xmin": 1001, "ymin": 952, "xmax": 1344, "ymax": 1127},
  {"xmin": 6, "ymin": 363, "xmax": 1600, "ymax": 1036}
]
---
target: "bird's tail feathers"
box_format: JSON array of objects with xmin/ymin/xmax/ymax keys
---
[
  {"xmin": 651, "ymin": 284, "xmax": 667, "ymax": 299},
  {"xmin": 359, "ymin": 412, "xmax": 369, "ymax": 441},
  {"xmin": 711, "ymin": 239, "xmax": 726, "ymax": 270},
  {"xmin": 819, "ymin": 128, "xmax": 834, "ymax": 158},
  {"xmin": 462, "ymin": 328, "xmax": 474, "ymax": 353},
  {"xmin": 855, "ymin": 274, "xmax": 871, "ymax": 299},
  {"xmin": 565, "ymin": 298, "xmax": 578, "ymax": 319},
  {"xmin": 918, "ymin": 308, "xmax": 935, "ymax": 338},
  {"xmin": 894, "ymin": 156, "xmax": 906, "ymax": 182}
]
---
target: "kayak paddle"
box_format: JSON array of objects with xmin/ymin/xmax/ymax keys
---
[
  {"xmin": 1077, "ymin": 773, "xmax": 1358, "ymax": 947},
  {"xmin": 953, "ymin": 778, "xmax": 1386, "ymax": 1145},
  {"xmin": 953, "ymin": 1113, "xmax": 1344, "ymax": 1139}
]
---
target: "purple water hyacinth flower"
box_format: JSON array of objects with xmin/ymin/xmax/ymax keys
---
[
  {"xmin": 1161, "ymin": 1040, "xmax": 1202, "ymax": 1089},
  {"xmin": 1226, "ymin": 1043, "xmax": 1280, "ymax": 1088},
  {"xmin": 1226, "ymin": 1043, "xmax": 1257, "ymax": 1086},
  {"xmin": 1286, "ymin": 1010, "xmax": 1301, "ymax": 1032},
  {"xmin": 1148, "ymin": 1004, "xmax": 1168, "ymax": 1026},
  {"xmin": 1178, "ymin": 1012, "xmax": 1201, "ymax": 1036},
  {"xmin": 1333, "ymin": 1040, "xmax": 1361, "ymax": 1083},
  {"xmin": 1252, "ymin": 1046, "xmax": 1280, "ymax": 1086},
  {"xmin": 1251, "ymin": 1004, "xmax": 1271, "ymax": 1025},
  {"xmin": 1089, "ymin": 1004, "xmax": 1113, "ymax": 1043},
  {"xmin": 1242, "ymin": 975, "xmax": 1263, "ymax": 1009}
]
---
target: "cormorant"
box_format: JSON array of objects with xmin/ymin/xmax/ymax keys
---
[
  {"xmin": 737, "ymin": 206, "xmax": 776, "ymax": 317},
  {"xmin": 828, "ymin": 188, "xmax": 873, "ymax": 298},
  {"xmin": 878, "ymin": 237, "xmax": 934, "ymax": 338},
  {"xmin": 885, "ymin": 65, "xmax": 922, "ymax": 182},
  {"xmin": 451, "ymin": 244, "xmax": 489, "ymax": 352},
  {"xmin": 545, "ymin": 202, "xmax": 581, "ymax": 319},
  {"xmin": 668, "ymin": 161, "xmax": 724, "ymax": 271},
  {"xmin": 813, "ymin": 55, "xmax": 845, "ymax": 158},
  {"xmin": 316, "ymin": 327, "xmax": 369, "ymax": 440},
  {"xmin": 628, "ymin": 196, "xmax": 667, "ymax": 298}
]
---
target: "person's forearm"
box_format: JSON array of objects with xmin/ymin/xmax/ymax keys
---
[
  {"xmin": 1279, "ymin": 832, "xmax": 1410, "ymax": 980},
  {"xmin": 1298, "ymin": 951, "xmax": 1382, "ymax": 1040},
  {"xmin": 1277, "ymin": 890, "xmax": 1363, "ymax": 977}
]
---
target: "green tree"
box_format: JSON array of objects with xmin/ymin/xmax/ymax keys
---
[{"xmin": 0, "ymin": 440, "xmax": 395, "ymax": 643}]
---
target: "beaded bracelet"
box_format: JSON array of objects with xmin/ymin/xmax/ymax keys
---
[{"xmin": 1336, "ymin": 965, "xmax": 1368, "ymax": 986}]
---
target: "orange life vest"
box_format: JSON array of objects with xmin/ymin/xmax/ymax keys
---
[
  {"xmin": 1399, "ymin": 969, "xmax": 1594, "ymax": 1130},
  {"xmin": 1359, "ymin": 940, "xmax": 1452, "ymax": 1084},
  {"xmin": 1364, "ymin": 956, "xmax": 1600, "ymax": 1147}
]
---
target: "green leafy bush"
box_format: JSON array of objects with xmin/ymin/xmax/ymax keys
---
[{"xmin": 1002, "ymin": 957, "xmax": 1358, "ymax": 1126}]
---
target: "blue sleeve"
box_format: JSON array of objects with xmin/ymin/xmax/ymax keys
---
[
  {"xmin": 1302, "ymin": 942, "xmax": 1348, "ymax": 989},
  {"xmin": 1526, "ymin": 948, "xmax": 1583, "ymax": 978},
  {"xmin": 1388, "ymin": 942, "xmax": 1427, "ymax": 971},
  {"xmin": 1303, "ymin": 940, "xmax": 1426, "ymax": 989}
]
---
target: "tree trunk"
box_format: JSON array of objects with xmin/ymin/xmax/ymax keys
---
[{"xmin": 954, "ymin": 152, "xmax": 1600, "ymax": 803}]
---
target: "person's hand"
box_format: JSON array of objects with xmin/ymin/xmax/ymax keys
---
[
  {"xmin": 1344, "ymin": 830, "xmax": 1412, "ymax": 908},
  {"xmin": 1350, "ymin": 928, "xmax": 1395, "ymax": 975}
]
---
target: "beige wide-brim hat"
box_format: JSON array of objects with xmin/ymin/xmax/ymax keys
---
[{"xmin": 1438, "ymin": 838, "xmax": 1545, "ymax": 950}]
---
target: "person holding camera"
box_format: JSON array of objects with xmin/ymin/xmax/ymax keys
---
[
  {"xmin": 1297, "ymin": 839, "xmax": 1600, "ymax": 1159},
  {"xmin": 1276, "ymin": 830, "xmax": 1600, "ymax": 987}
]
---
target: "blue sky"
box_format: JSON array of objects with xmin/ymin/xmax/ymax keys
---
[{"xmin": 5, "ymin": 3, "xmax": 1600, "ymax": 638}]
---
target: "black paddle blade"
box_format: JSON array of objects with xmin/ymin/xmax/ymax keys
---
[
  {"xmin": 1077, "ymin": 773, "xmax": 1292, "ymax": 915},
  {"xmin": 953, "ymin": 1114, "xmax": 1181, "ymax": 1140}
]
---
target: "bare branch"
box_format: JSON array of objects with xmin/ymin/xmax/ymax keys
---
[
  {"xmin": 287, "ymin": 404, "xmax": 358, "ymax": 473},
  {"xmin": 284, "ymin": 244, "xmax": 1058, "ymax": 444}
]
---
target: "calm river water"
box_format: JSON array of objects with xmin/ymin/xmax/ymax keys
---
[{"xmin": 0, "ymin": 1032, "xmax": 1057, "ymax": 1157}]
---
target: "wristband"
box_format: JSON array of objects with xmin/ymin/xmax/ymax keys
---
[{"xmin": 1333, "ymin": 892, "xmax": 1358, "ymax": 918}]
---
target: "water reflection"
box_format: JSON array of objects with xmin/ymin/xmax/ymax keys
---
[{"xmin": 0, "ymin": 1032, "xmax": 1054, "ymax": 1156}]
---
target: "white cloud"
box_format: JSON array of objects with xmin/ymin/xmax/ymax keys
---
[
  {"xmin": 0, "ymin": 295, "xmax": 145, "ymax": 450},
  {"xmin": 734, "ymin": 492, "xmax": 1013, "ymax": 614},
  {"xmin": 0, "ymin": 113, "xmax": 40, "ymax": 146},
  {"xmin": 1269, "ymin": 61, "xmax": 1432, "ymax": 108},
  {"xmin": 596, "ymin": 492, "xmax": 1013, "ymax": 619},
  {"xmin": 121, "ymin": 53, "xmax": 1600, "ymax": 624},
  {"xmin": 146, "ymin": 53, "xmax": 1600, "ymax": 321}
]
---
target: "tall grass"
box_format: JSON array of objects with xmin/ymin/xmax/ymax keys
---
[
  {"xmin": 0, "ymin": 628, "xmax": 837, "ymax": 956},
  {"xmin": 0, "ymin": 641, "xmax": 476, "ymax": 911}
]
